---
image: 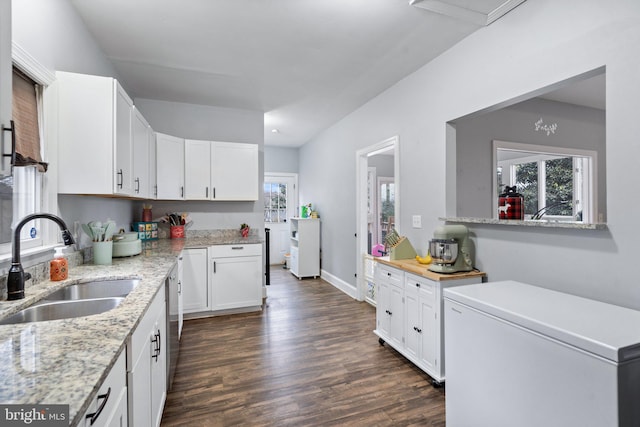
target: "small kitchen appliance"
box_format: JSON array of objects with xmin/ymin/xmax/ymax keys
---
[{"xmin": 428, "ymin": 224, "xmax": 474, "ymax": 273}]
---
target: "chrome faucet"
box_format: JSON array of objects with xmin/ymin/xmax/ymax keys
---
[{"xmin": 7, "ymin": 213, "xmax": 75, "ymax": 300}]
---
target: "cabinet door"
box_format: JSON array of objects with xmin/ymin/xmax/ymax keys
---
[
  {"xmin": 156, "ymin": 132, "xmax": 184, "ymax": 200},
  {"xmin": 211, "ymin": 255, "xmax": 262, "ymax": 310},
  {"xmin": 376, "ymin": 281, "xmax": 391, "ymax": 338},
  {"xmin": 56, "ymin": 72, "xmax": 114, "ymax": 194},
  {"xmin": 419, "ymin": 292, "xmax": 437, "ymax": 372},
  {"xmin": 388, "ymin": 283, "xmax": 404, "ymax": 349},
  {"xmin": 128, "ymin": 333, "xmax": 152, "ymax": 427},
  {"xmin": 210, "ymin": 141, "xmax": 258, "ymax": 200},
  {"xmin": 182, "ymin": 248, "xmax": 209, "ymax": 313},
  {"xmin": 289, "ymin": 246, "xmax": 299, "ymax": 276},
  {"xmin": 148, "ymin": 130, "xmax": 157, "ymax": 199},
  {"xmin": 132, "ymin": 107, "xmax": 151, "ymax": 198},
  {"xmin": 184, "ymin": 139, "xmax": 211, "ymax": 200},
  {"xmin": 114, "ymin": 82, "xmax": 133, "ymax": 195},
  {"xmin": 0, "ymin": 0, "xmax": 11, "ymax": 177},
  {"xmin": 404, "ymin": 290, "xmax": 420, "ymax": 361},
  {"xmin": 150, "ymin": 303, "xmax": 167, "ymax": 427},
  {"xmin": 177, "ymin": 254, "xmax": 184, "ymax": 338}
]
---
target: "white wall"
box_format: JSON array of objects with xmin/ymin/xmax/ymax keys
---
[
  {"xmin": 455, "ymin": 98, "xmax": 606, "ymax": 219},
  {"xmin": 265, "ymin": 146, "xmax": 299, "ymax": 174},
  {"xmin": 300, "ymin": 0, "xmax": 640, "ymax": 309},
  {"xmin": 12, "ymin": 0, "xmax": 133, "ymax": 247},
  {"xmin": 12, "ymin": 1, "xmax": 265, "ymax": 240},
  {"xmin": 12, "ymin": 0, "xmax": 118, "ymax": 79},
  {"xmin": 134, "ymin": 99, "xmax": 264, "ymax": 232}
]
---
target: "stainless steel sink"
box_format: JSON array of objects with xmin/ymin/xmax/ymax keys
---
[
  {"xmin": 44, "ymin": 279, "xmax": 140, "ymax": 301},
  {"xmin": 0, "ymin": 297, "xmax": 125, "ymax": 325}
]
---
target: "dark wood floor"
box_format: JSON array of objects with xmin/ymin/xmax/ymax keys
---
[{"xmin": 161, "ymin": 266, "xmax": 445, "ymax": 426}]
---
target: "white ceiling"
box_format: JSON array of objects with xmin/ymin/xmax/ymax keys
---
[
  {"xmin": 68, "ymin": 0, "xmax": 603, "ymax": 148},
  {"xmin": 69, "ymin": 0, "xmax": 491, "ymax": 147}
]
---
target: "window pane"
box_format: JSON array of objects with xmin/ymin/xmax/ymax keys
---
[
  {"xmin": 515, "ymin": 162, "xmax": 538, "ymax": 215},
  {"xmin": 545, "ymin": 157, "xmax": 573, "ymax": 216}
]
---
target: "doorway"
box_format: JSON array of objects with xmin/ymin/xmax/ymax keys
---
[
  {"xmin": 264, "ymin": 173, "xmax": 298, "ymax": 265},
  {"xmin": 356, "ymin": 136, "xmax": 399, "ymax": 304}
]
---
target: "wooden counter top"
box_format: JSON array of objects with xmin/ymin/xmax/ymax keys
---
[{"xmin": 374, "ymin": 257, "xmax": 485, "ymax": 281}]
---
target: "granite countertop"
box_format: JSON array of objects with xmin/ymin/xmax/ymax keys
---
[{"xmin": 0, "ymin": 234, "xmax": 263, "ymax": 426}]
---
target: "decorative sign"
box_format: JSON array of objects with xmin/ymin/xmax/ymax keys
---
[
  {"xmin": 534, "ymin": 118, "xmax": 558, "ymax": 136},
  {"xmin": 30, "ymin": 227, "xmax": 37, "ymax": 239}
]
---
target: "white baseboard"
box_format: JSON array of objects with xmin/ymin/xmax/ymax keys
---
[{"xmin": 321, "ymin": 269, "xmax": 357, "ymax": 300}]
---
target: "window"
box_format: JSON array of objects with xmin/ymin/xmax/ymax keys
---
[
  {"xmin": 0, "ymin": 64, "xmax": 48, "ymax": 255},
  {"xmin": 495, "ymin": 140, "xmax": 596, "ymax": 223},
  {"xmin": 264, "ymin": 182, "xmax": 287, "ymax": 223}
]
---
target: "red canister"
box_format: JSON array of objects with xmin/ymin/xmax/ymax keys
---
[{"xmin": 498, "ymin": 186, "xmax": 524, "ymax": 220}]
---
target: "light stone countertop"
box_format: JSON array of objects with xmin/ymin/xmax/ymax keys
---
[{"xmin": 0, "ymin": 234, "xmax": 263, "ymax": 426}]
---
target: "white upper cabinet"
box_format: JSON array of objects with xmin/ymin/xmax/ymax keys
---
[
  {"xmin": 210, "ymin": 141, "xmax": 259, "ymax": 201},
  {"xmin": 56, "ymin": 71, "xmax": 135, "ymax": 196},
  {"xmin": 115, "ymin": 84, "xmax": 134, "ymax": 195},
  {"xmin": 155, "ymin": 132, "xmax": 184, "ymax": 200},
  {"xmin": 132, "ymin": 107, "xmax": 151, "ymax": 198},
  {"xmin": 184, "ymin": 139, "xmax": 211, "ymax": 200},
  {"xmin": 0, "ymin": 0, "xmax": 11, "ymax": 177},
  {"xmin": 184, "ymin": 140, "xmax": 259, "ymax": 201}
]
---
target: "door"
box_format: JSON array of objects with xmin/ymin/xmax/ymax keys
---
[
  {"xmin": 114, "ymin": 82, "xmax": 133, "ymax": 195},
  {"xmin": 264, "ymin": 173, "xmax": 298, "ymax": 265},
  {"xmin": 182, "ymin": 248, "xmax": 209, "ymax": 313},
  {"xmin": 155, "ymin": 133, "xmax": 184, "ymax": 200},
  {"xmin": 184, "ymin": 139, "xmax": 211, "ymax": 200},
  {"xmin": 377, "ymin": 177, "xmax": 395, "ymax": 245},
  {"xmin": 132, "ymin": 107, "xmax": 150, "ymax": 198}
]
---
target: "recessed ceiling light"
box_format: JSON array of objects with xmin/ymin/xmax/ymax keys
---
[{"xmin": 271, "ymin": 129, "xmax": 280, "ymax": 133}]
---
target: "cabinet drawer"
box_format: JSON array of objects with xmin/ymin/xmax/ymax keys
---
[
  {"xmin": 405, "ymin": 273, "xmax": 436, "ymax": 301},
  {"xmin": 209, "ymin": 243, "xmax": 261, "ymax": 258},
  {"xmin": 81, "ymin": 350, "xmax": 127, "ymax": 427},
  {"xmin": 375, "ymin": 264, "xmax": 403, "ymax": 288}
]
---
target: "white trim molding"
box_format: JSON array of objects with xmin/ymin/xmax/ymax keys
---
[
  {"xmin": 12, "ymin": 42, "xmax": 55, "ymax": 85},
  {"xmin": 321, "ymin": 269, "xmax": 358, "ymax": 300}
]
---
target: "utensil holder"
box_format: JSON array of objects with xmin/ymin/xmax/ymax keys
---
[
  {"xmin": 93, "ymin": 241, "xmax": 113, "ymax": 265},
  {"xmin": 170, "ymin": 225, "xmax": 185, "ymax": 239}
]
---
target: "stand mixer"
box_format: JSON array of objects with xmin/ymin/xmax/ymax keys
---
[{"xmin": 428, "ymin": 225, "xmax": 474, "ymax": 274}]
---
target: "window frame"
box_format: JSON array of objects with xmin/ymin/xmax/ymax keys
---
[
  {"xmin": 494, "ymin": 140, "xmax": 597, "ymax": 223},
  {"xmin": 0, "ymin": 43, "xmax": 57, "ymax": 260}
]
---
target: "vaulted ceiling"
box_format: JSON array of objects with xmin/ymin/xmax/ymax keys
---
[{"xmin": 69, "ymin": 0, "xmax": 528, "ymax": 146}]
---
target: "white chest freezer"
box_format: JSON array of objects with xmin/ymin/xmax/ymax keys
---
[{"xmin": 443, "ymin": 280, "xmax": 640, "ymax": 427}]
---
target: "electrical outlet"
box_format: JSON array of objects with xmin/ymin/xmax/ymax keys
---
[{"xmin": 412, "ymin": 215, "xmax": 422, "ymax": 228}]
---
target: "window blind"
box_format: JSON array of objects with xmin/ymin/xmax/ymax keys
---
[{"xmin": 12, "ymin": 67, "xmax": 47, "ymax": 172}]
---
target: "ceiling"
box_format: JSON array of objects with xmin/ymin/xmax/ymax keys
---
[{"xmin": 68, "ymin": 0, "xmax": 499, "ymax": 147}]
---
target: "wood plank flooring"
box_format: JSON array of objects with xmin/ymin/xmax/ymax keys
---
[{"xmin": 161, "ymin": 266, "xmax": 445, "ymax": 426}]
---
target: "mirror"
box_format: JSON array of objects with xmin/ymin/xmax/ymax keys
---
[{"xmin": 451, "ymin": 68, "xmax": 606, "ymax": 224}]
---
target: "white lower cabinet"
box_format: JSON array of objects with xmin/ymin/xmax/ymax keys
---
[
  {"xmin": 127, "ymin": 288, "xmax": 167, "ymax": 427},
  {"xmin": 182, "ymin": 248, "xmax": 209, "ymax": 313},
  {"xmin": 182, "ymin": 244, "xmax": 263, "ymax": 316},
  {"xmin": 374, "ymin": 263, "xmax": 481, "ymax": 384},
  {"xmin": 81, "ymin": 350, "xmax": 127, "ymax": 427},
  {"xmin": 375, "ymin": 265, "xmax": 404, "ymax": 350},
  {"xmin": 210, "ymin": 244, "xmax": 263, "ymax": 311}
]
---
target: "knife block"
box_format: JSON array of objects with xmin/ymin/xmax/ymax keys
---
[{"xmin": 389, "ymin": 237, "xmax": 417, "ymax": 260}]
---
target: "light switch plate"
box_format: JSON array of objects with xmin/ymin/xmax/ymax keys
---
[{"xmin": 412, "ymin": 215, "xmax": 422, "ymax": 228}]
